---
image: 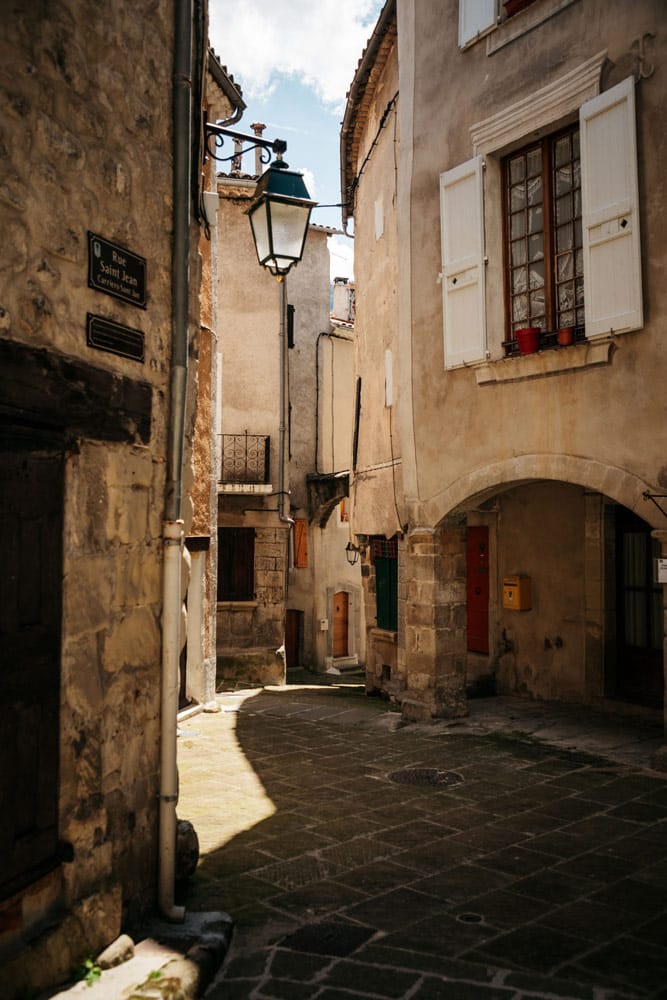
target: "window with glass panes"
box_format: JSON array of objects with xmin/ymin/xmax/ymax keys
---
[{"xmin": 504, "ymin": 124, "xmax": 583, "ymax": 348}]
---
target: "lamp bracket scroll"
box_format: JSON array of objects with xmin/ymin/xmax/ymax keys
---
[
  {"xmin": 642, "ymin": 491, "xmax": 667, "ymax": 518},
  {"xmin": 204, "ymin": 122, "xmax": 288, "ymax": 168}
]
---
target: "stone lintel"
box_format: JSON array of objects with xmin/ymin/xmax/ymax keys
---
[{"xmin": 0, "ymin": 338, "xmax": 152, "ymax": 444}]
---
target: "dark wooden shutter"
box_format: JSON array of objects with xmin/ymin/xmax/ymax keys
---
[
  {"xmin": 294, "ymin": 519, "xmax": 308, "ymax": 568},
  {"xmin": 373, "ymin": 537, "xmax": 398, "ymax": 632}
]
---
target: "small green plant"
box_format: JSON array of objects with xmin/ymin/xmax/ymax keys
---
[
  {"xmin": 76, "ymin": 956, "xmax": 102, "ymax": 987},
  {"xmin": 148, "ymin": 969, "xmax": 162, "ymax": 980}
]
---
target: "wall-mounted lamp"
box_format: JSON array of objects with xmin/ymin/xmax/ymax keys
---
[
  {"xmin": 203, "ymin": 120, "xmax": 315, "ymax": 277},
  {"xmin": 345, "ymin": 541, "xmax": 361, "ymax": 566}
]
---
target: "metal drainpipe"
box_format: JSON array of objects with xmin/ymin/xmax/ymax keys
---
[
  {"xmin": 278, "ymin": 276, "xmax": 294, "ymax": 621},
  {"xmin": 158, "ymin": 0, "xmax": 191, "ymax": 923},
  {"xmin": 278, "ymin": 276, "xmax": 293, "ymax": 529}
]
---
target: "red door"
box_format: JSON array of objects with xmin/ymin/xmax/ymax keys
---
[{"xmin": 467, "ymin": 526, "xmax": 489, "ymax": 654}]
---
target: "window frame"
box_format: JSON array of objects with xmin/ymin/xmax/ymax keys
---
[
  {"xmin": 371, "ymin": 536, "xmax": 398, "ymax": 632},
  {"xmin": 217, "ymin": 527, "xmax": 255, "ymax": 602},
  {"xmin": 501, "ymin": 121, "xmax": 584, "ymax": 353}
]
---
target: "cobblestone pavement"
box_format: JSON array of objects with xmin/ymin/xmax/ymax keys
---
[{"xmin": 176, "ymin": 676, "xmax": 667, "ymax": 999}]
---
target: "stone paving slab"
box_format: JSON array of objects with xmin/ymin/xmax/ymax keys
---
[{"xmin": 175, "ymin": 681, "xmax": 666, "ymax": 998}]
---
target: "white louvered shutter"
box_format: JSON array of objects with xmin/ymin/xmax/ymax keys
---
[
  {"xmin": 459, "ymin": 0, "xmax": 496, "ymax": 47},
  {"xmin": 580, "ymin": 76, "xmax": 642, "ymax": 338},
  {"xmin": 440, "ymin": 156, "xmax": 486, "ymax": 368}
]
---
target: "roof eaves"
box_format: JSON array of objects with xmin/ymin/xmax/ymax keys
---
[
  {"xmin": 339, "ymin": 0, "xmax": 397, "ymax": 226},
  {"xmin": 208, "ymin": 48, "xmax": 247, "ymax": 114}
]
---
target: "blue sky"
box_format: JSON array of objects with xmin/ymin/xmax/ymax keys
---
[{"xmin": 208, "ymin": 0, "xmax": 385, "ymax": 278}]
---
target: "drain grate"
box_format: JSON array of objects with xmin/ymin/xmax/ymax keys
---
[
  {"xmin": 388, "ymin": 767, "xmax": 464, "ymax": 787},
  {"xmin": 280, "ymin": 921, "xmax": 375, "ymax": 956}
]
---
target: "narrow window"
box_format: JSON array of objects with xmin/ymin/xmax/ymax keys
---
[
  {"xmin": 372, "ymin": 536, "xmax": 398, "ymax": 632},
  {"xmin": 217, "ymin": 527, "xmax": 254, "ymax": 601}
]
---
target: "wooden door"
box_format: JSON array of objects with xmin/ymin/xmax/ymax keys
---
[
  {"xmin": 467, "ymin": 526, "xmax": 489, "ymax": 654},
  {"xmin": 0, "ymin": 426, "xmax": 64, "ymax": 899},
  {"xmin": 616, "ymin": 510, "xmax": 663, "ymax": 707},
  {"xmin": 333, "ymin": 591, "xmax": 349, "ymax": 658}
]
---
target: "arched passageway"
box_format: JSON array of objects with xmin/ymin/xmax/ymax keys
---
[{"xmin": 396, "ymin": 458, "xmax": 666, "ymax": 739}]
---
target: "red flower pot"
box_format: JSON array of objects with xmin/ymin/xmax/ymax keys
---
[
  {"xmin": 515, "ymin": 326, "xmax": 540, "ymax": 355},
  {"xmin": 557, "ymin": 326, "xmax": 574, "ymax": 346}
]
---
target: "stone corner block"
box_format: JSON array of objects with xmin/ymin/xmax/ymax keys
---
[{"xmin": 400, "ymin": 697, "xmax": 436, "ymax": 723}]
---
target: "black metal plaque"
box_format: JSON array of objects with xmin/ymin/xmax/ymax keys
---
[
  {"xmin": 88, "ymin": 232, "xmax": 147, "ymax": 308},
  {"xmin": 86, "ymin": 313, "xmax": 144, "ymax": 363}
]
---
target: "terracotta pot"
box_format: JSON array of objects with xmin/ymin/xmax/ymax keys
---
[
  {"xmin": 557, "ymin": 326, "xmax": 574, "ymax": 346},
  {"xmin": 515, "ymin": 326, "xmax": 540, "ymax": 355}
]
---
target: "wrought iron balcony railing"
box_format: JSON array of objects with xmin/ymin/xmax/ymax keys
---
[{"xmin": 219, "ymin": 433, "xmax": 270, "ymax": 485}]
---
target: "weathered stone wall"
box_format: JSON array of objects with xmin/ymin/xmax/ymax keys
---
[
  {"xmin": 401, "ymin": 525, "xmax": 468, "ymax": 721},
  {"xmin": 216, "ymin": 526, "xmax": 288, "ymax": 687},
  {"xmin": 0, "ymin": 0, "xmax": 203, "ymax": 991}
]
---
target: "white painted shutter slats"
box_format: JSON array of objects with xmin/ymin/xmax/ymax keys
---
[
  {"xmin": 580, "ymin": 76, "xmax": 642, "ymax": 338},
  {"xmin": 459, "ymin": 0, "xmax": 496, "ymax": 48},
  {"xmin": 440, "ymin": 156, "xmax": 486, "ymax": 368}
]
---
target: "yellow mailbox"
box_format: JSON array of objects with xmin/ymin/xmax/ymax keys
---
[{"xmin": 503, "ymin": 575, "xmax": 531, "ymax": 611}]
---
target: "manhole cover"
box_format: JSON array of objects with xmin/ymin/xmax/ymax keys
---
[{"xmin": 388, "ymin": 767, "xmax": 464, "ymax": 787}]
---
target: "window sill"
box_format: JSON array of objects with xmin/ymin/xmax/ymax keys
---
[
  {"xmin": 475, "ymin": 337, "xmax": 614, "ymax": 385},
  {"xmin": 217, "ymin": 600, "xmax": 258, "ymax": 610},
  {"xmin": 371, "ymin": 627, "xmax": 398, "ymax": 642},
  {"xmin": 487, "ymin": 0, "xmax": 579, "ymax": 54},
  {"xmin": 218, "ymin": 483, "xmax": 272, "ymax": 495}
]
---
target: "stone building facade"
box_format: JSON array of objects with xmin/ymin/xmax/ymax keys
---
[
  {"xmin": 214, "ymin": 165, "xmax": 291, "ymax": 687},
  {"xmin": 214, "ymin": 157, "xmax": 363, "ymax": 681},
  {"xmin": 0, "ymin": 2, "xmax": 211, "ymax": 994},
  {"xmin": 287, "ymin": 256, "xmax": 364, "ymax": 674},
  {"xmin": 342, "ymin": 0, "xmax": 667, "ymax": 761}
]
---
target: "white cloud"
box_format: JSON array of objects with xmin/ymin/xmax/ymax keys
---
[{"xmin": 209, "ymin": 0, "xmax": 382, "ymax": 112}]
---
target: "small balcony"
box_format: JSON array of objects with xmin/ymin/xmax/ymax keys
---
[{"xmin": 218, "ymin": 433, "xmax": 272, "ymax": 494}]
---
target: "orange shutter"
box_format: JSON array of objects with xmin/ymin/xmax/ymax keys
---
[{"xmin": 294, "ymin": 519, "xmax": 308, "ymax": 568}]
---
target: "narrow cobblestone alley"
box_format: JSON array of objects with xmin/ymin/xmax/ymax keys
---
[{"xmin": 174, "ymin": 677, "xmax": 667, "ymax": 999}]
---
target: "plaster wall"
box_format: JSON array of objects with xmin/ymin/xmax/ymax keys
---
[
  {"xmin": 349, "ymin": 34, "xmax": 403, "ymax": 540},
  {"xmin": 287, "ymin": 228, "xmax": 332, "ymax": 506},
  {"xmin": 318, "ymin": 335, "xmax": 356, "ymax": 477},
  {"xmin": 396, "ymin": 0, "xmax": 667, "ymax": 530},
  {"xmin": 217, "ymin": 182, "xmax": 282, "ymax": 478},
  {"xmin": 494, "ymin": 482, "xmax": 587, "ymax": 701}
]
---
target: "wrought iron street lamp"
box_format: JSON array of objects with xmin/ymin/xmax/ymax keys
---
[
  {"xmin": 247, "ymin": 162, "xmax": 315, "ymax": 277},
  {"xmin": 345, "ymin": 541, "xmax": 361, "ymax": 566},
  {"xmin": 204, "ymin": 121, "xmax": 315, "ymax": 276}
]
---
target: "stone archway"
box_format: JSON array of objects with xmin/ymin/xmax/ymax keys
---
[
  {"xmin": 420, "ymin": 454, "xmax": 663, "ymax": 531},
  {"xmin": 401, "ymin": 456, "xmax": 666, "ymax": 736}
]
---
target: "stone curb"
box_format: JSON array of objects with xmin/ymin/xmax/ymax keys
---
[{"xmin": 41, "ymin": 913, "xmax": 233, "ymax": 1000}]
